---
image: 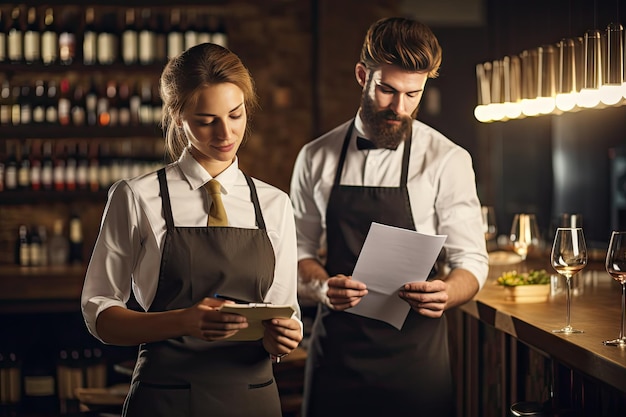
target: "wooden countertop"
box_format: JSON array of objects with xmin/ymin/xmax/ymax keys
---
[{"xmin": 460, "ymin": 255, "xmax": 626, "ymax": 393}]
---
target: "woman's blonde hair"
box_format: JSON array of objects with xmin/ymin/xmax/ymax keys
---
[
  {"xmin": 160, "ymin": 43, "xmax": 259, "ymax": 159},
  {"xmin": 360, "ymin": 17, "xmax": 442, "ymax": 78}
]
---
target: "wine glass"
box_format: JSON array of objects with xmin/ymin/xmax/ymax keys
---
[
  {"xmin": 481, "ymin": 206, "xmax": 497, "ymax": 249},
  {"xmin": 603, "ymin": 231, "xmax": 626, "ymax": 346},
  {"xmin": 551, "ymin": 227, "xmax": 587, "ymax": 334},
  {"xmin": 510, "ymin": 213, "xmax": 540, "ymax": 261}
]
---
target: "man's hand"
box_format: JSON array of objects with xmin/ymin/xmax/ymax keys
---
[
  {"xmin": 327, "ymin": 274, "xmax": 368, "ymax": 310},
  {"xmin": 398, "ymin": 280, "xmax": 449, "ymax": 318}
]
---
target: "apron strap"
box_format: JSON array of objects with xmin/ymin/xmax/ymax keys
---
[
  {"xmin": 157, "ymin": 168, "xmax": 175, "ymax": 231},
  {"xmin": 244, "ymin": 173, "xmax": 267, "ymax": 230},
  {"xmin": 333, "ymin": 120, "xmax": 355, "ymax": 186}
]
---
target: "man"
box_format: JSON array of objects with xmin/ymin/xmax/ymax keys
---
[{"xmin": 290, "ymin": 17, "xmax": 489, "ymax": 417}]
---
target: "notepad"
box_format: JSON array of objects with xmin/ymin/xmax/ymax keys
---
[{"xmin": 218, "ymin": 303, "xmax": 295, "ymax": 341}]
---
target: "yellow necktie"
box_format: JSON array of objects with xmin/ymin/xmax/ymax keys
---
[{"xmin": 206, "ymin": 179, "xmax": 228, "ymax": 226}]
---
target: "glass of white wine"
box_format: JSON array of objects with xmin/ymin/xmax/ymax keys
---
[
  {"xmin": 482, "ymin": 206, "xmax": 497, "ymax": 249},
  {"xmin": 510, "ymin": 213, "xmax": 540, "ymax": 262},
  {"xmin": 603, "ymin": 231, "xmax": 626, "ymax": 346},
  {"xmin": 551, "ymin": 227, "xmax": 587, "ymax": 334}
]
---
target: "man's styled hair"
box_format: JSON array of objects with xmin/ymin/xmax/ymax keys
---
[{"xmin": 360, "ymin": 17, "xmax": 442, "ymax": 78}]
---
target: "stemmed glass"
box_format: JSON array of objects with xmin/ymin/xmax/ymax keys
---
[
  {"xmin": 482, "ymin": 206, "xmax": 497, "ymax": 250},
  {"xmin": 510, "ymin": 213, "xmax": 540, "ymax": 262},
  {"xmin": 551, "ymin": 227, "xmax": 587, "ymax": 334},
  {"xmin": 603, "ymin": 231, "xmax": 626, "ymax": 346}
]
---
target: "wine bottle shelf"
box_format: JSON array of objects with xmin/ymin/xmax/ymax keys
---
[{"xmin": 0, "ymin": 124, "xmax": 162, "ymax": 139}]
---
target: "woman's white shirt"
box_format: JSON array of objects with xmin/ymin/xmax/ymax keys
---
[{"xmin": 81, "ymin": 148, "xmax": 301, "ymax": 341}]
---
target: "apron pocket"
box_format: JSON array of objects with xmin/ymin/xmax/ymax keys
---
[{"xmin": 123, "ymin": 380, "xmax": 191, "ymax": 417}]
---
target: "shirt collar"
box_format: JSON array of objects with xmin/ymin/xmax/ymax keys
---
[{"xmin": 177, "ymin": 147, "xmax": 239, "ymax": 193}]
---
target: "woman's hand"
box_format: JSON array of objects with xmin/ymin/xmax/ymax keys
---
[
  {"xmin": 262, "ymin": 317, "xmax": 303, "ymax": 358},
  {"xmin": 184, "ymin": 297, "xmax": 249, "ymax": 341}
]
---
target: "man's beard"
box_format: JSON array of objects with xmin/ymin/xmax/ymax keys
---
[{"xmin": 359, "ymin": 94, "xmax": 413, "ymax": 150}]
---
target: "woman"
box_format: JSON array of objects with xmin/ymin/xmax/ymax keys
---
[{"xmin": 81, "ymin": 43, "xmax": 302, "ymax": 417}]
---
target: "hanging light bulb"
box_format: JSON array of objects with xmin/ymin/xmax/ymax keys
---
[
  {"xmin": 474, "ymin": 62, "xmax": 492, "ymax": 123},
  {"xmin": 488, "ymin": 59, "xmax": 507, "ymax": 121},
  {"xmin": 520, "ymin": 49, "xmax": 540, "ymax": 116},
  {"xmin": 502, "ymin": 55, "xmax": 523, "ymax": 119},
  {"xmin": 577, "ymin": 29, "xmax": 603, "ymax": 108},
  {"xmin": 555, "ymin": 38, "xmax": 579, "ymax": 112},
  {"xmin": 600, "ymin": 22, "xmax": 624, "ymax": 105},
  {"xmin": 536, "ymin": 44, "xmax": 557, "ymax": 114}
]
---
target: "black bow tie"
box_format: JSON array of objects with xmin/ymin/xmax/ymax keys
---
[{"xmin": 356, "ymin": 136, "xmax": 377, "ymax": 150}]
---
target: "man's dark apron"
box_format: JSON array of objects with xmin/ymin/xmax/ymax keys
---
[
  {"xmin": 122, "ymin": 168, "xmax": 282, "ymax": 417},
  {"xmin": 302, "ymin": 122, "xmax": 453, "ymax": 417}
]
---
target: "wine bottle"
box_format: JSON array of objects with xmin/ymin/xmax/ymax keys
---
[
  {"xmin": 23, "ymin": 7, "xmax": 41, "ymax": 64},
  {"xmin": 138, "ymin": 9, "xmax": 156, "ymax": 65},
  {"xmin": 0, "ymin": 79, "xmax": 11, "ymax": 125},
  {"xmin": 10, "ymin": 84, "xmax": 20, "ymax": 126},
  {"xmin": 41, "ymin": 141, "xmax": 54, "ymax": 191},
  {"xmin": 118, "ymin": 81, "xmax": 131, "ymax": 127},
  {"xmin": 0, "ymin": 9, "xmax": 7, "ymax": 63},
  {"xmin": 97, "ymin": 11, "xmax": 118, "ymax": 65},
  {"xmin": 97, "ymin": 84, "xmax": 111, "ymax": 127},
  {"xmin": 122, "ymin": 8, "xmax": 139, "ymax": 65},
  {"xmin": 21, "ymin": 348, "xmax": 58, "ymax": 414},
  {"xmin": 82, "ymin": 7, "xmax": 98, "ymax": 65},
  {"xmin": 58, "ymin": 10, "xmax": 76, "ymax": 65},
  {"xmin": 32, "ymin": 79, "xmax": 46, "ymax": 124},
  {"xmin": 58, "ymin": 78, "xmax": 71, "ymax": 127},
  {"xmin": 53, "ymin": 142, "xmax": 66, "ymax": 191},
  {"xmin": 30, "ymin": 140, "xmax": 42, "ymax": 191},
  {"xmin": 45, "ymin": 79, "xmax": 59, "ymax": 125},
  {"xmin": 48, "ymin": 219, "xmax": 69, "ymax": 266},
  {"xmin": 4, "ymin": 141, "xmax": 18, "ymax": 191},
  {"xmin": 41, "ymin": 140, "xmax": 54, "ymax": 191},
  {"xmin": 183, "ymin": 10, "xmax": 199, "ymax": 51},
  {"xmin": 197, "ymin": 12, "xmax": 211, "ymax": 45},
  {"xmin": 19, "ymin": 83, "xmax": 32, "ymax": 125},
  {"xmin": 68, "ymin": 214, "xmax": 83, "ymax": 265},
  {"xmin": 129, "ymin": 81, "xmax": 141, "ymax": 126},
  {"xmin": 167, "ymin": 9, "xmax": 184, "ymax": 58},
  {"xmin": 28, "ymin": 225, "xmax": 43, "ymax": 267},
  {"xmin": 88, "ymin": 142, "xmax": 100, "ymax": 192},
  {"xmin": 85, "ymin": 78, "xmax": 98, "ymax": 127},
  {"xmin": 7, "ymin": 7, "xmax": 24, "ymax": 63},
  {"xmin": 17, "ymin": 141, "xmax": 31, "ymax": 190},
  {"xmin": 76, "ymin": 142, "xmax": 89, "ymax": 190},
  {"xmin": 38, "ymin": 225, "xmax": 49, "ymax": 266},
  {"xmin": 211, "ymin": 17, "xmax": 228, "ymax": 48},
  {"xmin": 154, "ymin": 12, "xmax": 167, "ymax": 63},
  {"xmin": 15, "ymin": 224, "xmax": 30, "ymax": 266},
  {"xmin": 106, "ymin": 80, "xmax": 119, "ymax": 127},
  {"xmin": 41, "ymin": 8, "xmax": 58, "ymax": 65},
  {"xmin": 139, "ymin": 80, "xmax": 153, "ymax": 125},
  {"xmin": 71, "ymin": 82, "xmax": 86, "ymax": 127},
  {"xmin": 65, "ymin": 143, "xmax": 77, "ymax": 192},
  {"xmin": 0, "ymin": 352, "xmax": 21, "ymax": 414}
]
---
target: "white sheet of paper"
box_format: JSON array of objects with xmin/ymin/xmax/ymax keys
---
[{"xmin": 347, "ymin": 222, "xmax": 447, "ymax": 329}]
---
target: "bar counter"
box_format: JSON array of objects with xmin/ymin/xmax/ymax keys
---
[{"xmin": 455, "ymin": 253, "xmax": 626, "ymax": 416}]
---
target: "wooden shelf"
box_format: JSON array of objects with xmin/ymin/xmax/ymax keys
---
[
  {"xmin": 0, "ymin": 264, "xmax": 87, "ymax": 313},
  {"xmin": 0, "ymin": 124, "xmax": 161, "ymax": 139}
]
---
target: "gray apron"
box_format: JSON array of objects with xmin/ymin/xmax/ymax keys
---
[
  {"xmin": 122, "ymin": 168, "xmax": 282, "ymax": 417},
  {"xmin": 302, "ymin": 121, "xmax": 453, "ymax": 417}
]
